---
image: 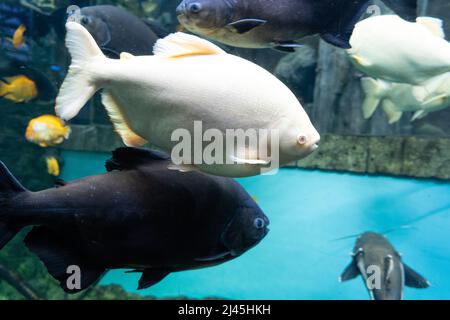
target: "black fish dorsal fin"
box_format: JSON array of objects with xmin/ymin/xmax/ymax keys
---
[
  {"xmin": 105, "ymin": 147, "xmax": 170, "ymax": 172},
  {"xmin": 321, "ymin": 1, "xmax": 370, "ymax": 49},
  {"xmin": 0, "ymin": 161, "xmax": 26, "ymax": 193}
]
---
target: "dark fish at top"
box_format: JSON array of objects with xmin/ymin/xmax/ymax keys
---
[
  {"xmin": 339, "ymin": 232, "xmax": 430, "ymax": 300},
  {"xmin": 67, "ymin": 5, "xmax": 169, "ymax": 58},
  {"xmin": 176, "ymin": 0, "xmax": 418, "ymax": 51},
  {"xmin": 0, "ymin": 147, "xmax": 269, "ymax": 293}
]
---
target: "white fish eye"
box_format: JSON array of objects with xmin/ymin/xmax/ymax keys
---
[
  {"xmin": 188, "ymin": 3, "xmax": 202, "ymax": 13},
  {"xmin": 297, "ymin": 135, "xmax": 308, "ymax": 145},
  {"xmin": 254, "ymin": 218, "xmax": 265, "ymax": 229}
]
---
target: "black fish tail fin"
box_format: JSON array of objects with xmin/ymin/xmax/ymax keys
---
[
  {"xmin": 321, "ymin": 1, "xmax": 370, "ymax": 49},
  {"xmin": 0, "ymin": 161, "xmax": 27, "ymax": 250}
]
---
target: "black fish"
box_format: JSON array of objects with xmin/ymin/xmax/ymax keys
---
[
  {"xmin": 176, "ymin": 0, "xmax": 418, "ymax": 50},
  {"xmin": 339, "ymin": 232, "xmax": 430, "ymax": 300},
  {"xmin": 0, "ymin": 147, "xmax": 269, "ymax": 293},
  {"xmin": 68, "ymin": 5, "xmax": 169, "ymax": 58}
]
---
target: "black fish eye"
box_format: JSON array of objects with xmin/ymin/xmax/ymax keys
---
[
  {"xmin": 81, "ymin": 16, "xmax": 90, "ymax": 25},
  {"xmin": 254, "ymin": 218, "xmax": 265, "ymax": 229},
  {"xmin": 189, "ymin": 3, "xmax": 202, "ymax": 13}
]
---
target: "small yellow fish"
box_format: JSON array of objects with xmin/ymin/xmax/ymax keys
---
[
  {"xmin": 12, "ymin": 24, "xmax": 26, "ymax": 48},
  {"xmin": 46, "ymin": 156, "xmax": 60, "ymax": 176},
  {"xmin": 0, "ymin": 75, "xmax": 38, "ymax": 103},
  {"xmin": 25, "ymin": 115, "xmax": 71, "ymax": 147}
]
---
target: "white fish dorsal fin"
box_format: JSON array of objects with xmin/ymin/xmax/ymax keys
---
[
  {"xmin": 120, "ymin": 52, "xmax": 135, "ymax": 60},
  {"xmin": 416, "ymin": 17, "xmax": 446, "ymax": 38},
  {"xmin": 153, "ymin": 32, "xmax": 226, "ymax": 58},
  {"xmin": 101, "ymin": 92, "xmax": 148, "ymax": 147}
]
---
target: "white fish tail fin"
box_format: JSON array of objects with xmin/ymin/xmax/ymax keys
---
[
  {"xmin": 361, "ymin": 77, "xmax": 385, "ymax": 119},
  {"xmin": 55, "ymin": 22, "xmax": 105, "ymax": 121}
]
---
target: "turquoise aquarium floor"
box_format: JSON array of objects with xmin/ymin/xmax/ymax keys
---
[{"xmin": 61, "ymin": 151, "xmax": 450, "ymax": 300}]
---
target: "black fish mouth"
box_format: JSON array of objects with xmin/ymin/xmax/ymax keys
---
[
  {"xmin": 226, "ymin": 227, "xmax": 270, "ymax": 257},
  {"xmin": 195, "ymin": 251, "xmax": 233, "ymax": 262},
  {"xmin": 176, "ymin": 3, "xmax": 186, "ymax": 17}
]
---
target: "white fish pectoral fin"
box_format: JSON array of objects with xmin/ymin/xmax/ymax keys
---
[
  {"xmin": 351, "ymin": 54, "xmax": 372, "ymax": 67},
  {"xmin": 101, "ymin": 91, "xmax": 148, "ymax": 147},
  {"xmin": 56, "ymin": 22, "xmax": 105, "ymax": 121},
  {"xmin": 230, "ymin": 155, "xmax": 269, "ymax": 165},
  {"xmin": 411, "ymin": 110, "xmax": 428, "ymax": 121},
  {"xmin": 167, "ymin": 163, "xmax": 196, "ymax": 173},
  {"xmin": 153, "ymin": 32, "xmax": 226, "ymax": 58},
  {"xmin": 416, "ymin": 17, "xmax": 446, "ymax": 38},
  {"xmin": 120, "ymin": 52, "xmax": 135, "ymax": 60},
  {"xmin": 382, "ymin": 100, "xmax": 403, "ymax": 124}
]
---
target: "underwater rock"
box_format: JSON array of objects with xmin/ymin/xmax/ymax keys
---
[
  {"xmin": 274, "ymin": 45, "xmax": 317, "ymax": 104},
  {"xmin": 297, "ymin": 135, "xmax": 369, "ymax": 173},
  {"xmin": 297, "ymin": 134, "xmax": 450, "ymax": 180},
  {"xmin": 401, "ymin": 136, "xmax": 450, "ymax": 179}
]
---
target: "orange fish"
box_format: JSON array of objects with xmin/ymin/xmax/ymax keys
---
[
  {"xmin": 46, "ymin": 156, "xmax": 60, "ymax": 176},
  {"xmin": 12, "ymin": 24, "xmax": 26, "ymax": 48},
  {"xmin": 25, "ymin": 115, "xmax": 71, "ymax": 147},
  {"xmin": 0, "ymin": 75, "xmax": 38, "ymax": 103}
]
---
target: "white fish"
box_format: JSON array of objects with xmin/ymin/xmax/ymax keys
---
[
  {"xmin": 361, "ymin": 73, "xmax": 450, "ymax": 124},
  {"xmin": 55, "ymin": 22, "xmax": 320, "ymax": 177},
  {"xmin": 348, "ymin": 15, "xmax": 450, "ymax": 85}
]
